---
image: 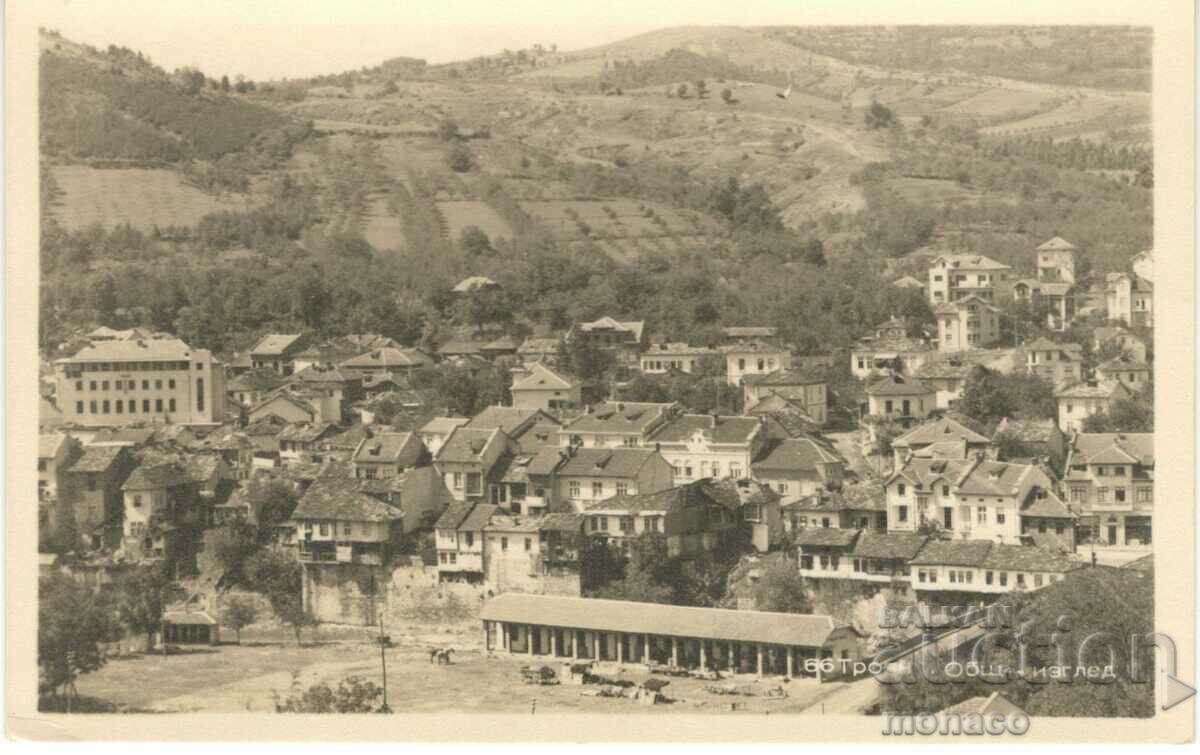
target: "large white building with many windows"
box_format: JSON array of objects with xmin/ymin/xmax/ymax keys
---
[{"xmin": 53, "ymin": 337, "xmax": 226, "ymax": 427}]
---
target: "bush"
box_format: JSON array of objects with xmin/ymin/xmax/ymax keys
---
[
  {"xmin": 447, "ymin": 143, "xmax": 475, "ymax": 173},
  {"xmin": 273, "ymin": 673, "xmax": 385, "ymax": 713}
]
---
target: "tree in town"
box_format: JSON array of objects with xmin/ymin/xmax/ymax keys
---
[
  {"xmin": 38, "ymin": 575, "xmax": 121, "ymax": 706},
  {"xmin": 864, "ymin": 100, "xmax": 897, "ymax": 130},
  {"xmin": 559, "ymin": 334, "xmax": 615, "ymax": 383},
  {"xmin": 720, "ymin": 87, "xmax": 735, "ymax": 105},
  {"xmin": 437, "ymin": 119, "xmax": 462, "ymax": 142},
  {"xmin": 1081, "ymin": 395, "xmax": 1154, "ymax": 433},
  {"xmin": 750, "ymin": 558, "xmax": 813, "ymax": 614},
  {"xmin": 242, "ymin": 477, "xmax": 300, "ymax": 535},
  {"xmin": 220, "ymin": 75, "xmax": 231, "ymax": 92},
  {"xmin": 459, "ymin": 225, "xmax": 494, "ymax": 257},
  {"xmin": 447, "ymin": 142, "xmax": 475, "ymax": 173},
  {"xmin": 222, "ymin": 595, "xmax": 258, "ymax": 645},
  {"xmin": 246, "ymin": 549, "xmax": 314, "ymax": 644},
  {"xmin": 273, "ymin": 673, "xmax": 384, "ymax": 713},
  {"xmin": 694, "ymin": 79, "xmax": 708, "ymax": 99},
  {"xmin": 676, "ymin": 83, "xmax": 689, "ymax": 98},
  {"xmin": 114, "ymin": 565, "xmax": 187, "ymax": 652},
  {"xmin": 208, "ymin": 520, "xmax": 261, "ymax": 584}
]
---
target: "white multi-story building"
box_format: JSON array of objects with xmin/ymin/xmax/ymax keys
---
[{"xmin": 54, "ymin": 337, "xmax": 226, "ymax": 427}]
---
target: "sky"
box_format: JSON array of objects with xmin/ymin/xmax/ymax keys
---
[{"xmin": 29, "ymin": 0, "xmax": 1156, "ymax": 82}]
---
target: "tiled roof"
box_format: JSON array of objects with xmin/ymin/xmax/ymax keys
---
[
  {"xmin": 437, "ymin": 339, "xmax": 485, "ymax": 356},
  {"xmin": 467, "ymin": 407, "xmax": 552, "ymax": 439},
  {"xmin": 288, "ymin": 365, "xmax": 356, "ymax": 384},
  {"xmin": 122, "ymin": 462, "xmax": 190, "ymax": 491},
  {"xmin": 293, "ymin": 479, "xmax": 402, "ymax": 522},
  {"xmin": 983, "ymin": 544, "xmax": 1080, "ymax": 573},
  {"xmin": 894, "ymin": 416, "xmax": 990, "ymax": 448},
  {"xmin": 59, "ymin": 337, "xmax": 193, "ymax": 364},
  {"xmin": 1022, "ymin": 337, "xmax": 1083, "ymax": 356},
  {"xmin": 538, "ymin": 512, "xmax": 584, "ymax": 532},
  {"xmin": 930, "ymin": 254, "xmax": 1011, "ymax": 271},
  {"xmin": 39, "ymin": 433, "xmax": 68, "ymax": 459},
  {"xmin": 517, "ymin": 337, "xmax": 560, "ymax": 356},
  {"xmin": 563, "ymin": 401, "xmax": 676, "ymax": 435},
  {"xmin": 555, "ymin": 447, "xmax": 660, "ymax": 479},
  {"xmin": 68, "ymin": 445, "xmax": 124, "ymax": 473},
  {"xmin": 718, "ymin": 339, "xmax": 787, "ymax": 354},
  {"xmin": 419, "ymin": 416, "xmax": 470, "ymax": 436},
  {"xmin": 852, "ymin": 532, "xmax": 929, "ymax": 561},
  {"xmin": 434, "ymin": 427, "xmax": 504, "ymax": 464},
  {"xmin": 480, "ymin": 593, "xmax": 838, "ymax": 648},
  {"xmin": 250, "ymin": 333, "xmax": 305, "ymax": 356},
  {"xmin": 228, "ymin": 369, "xmax": 288, "ymax": 392},
  {"xmin": 649, "ymin": 414, "xmax": 762, "ymax": 445},
  {"xmin": 484, "ymin": 514, "xmax": 541, "ymax": 534},
  {"xmin": 752, "ymin": 437, "xmax": 844, "ymax": 474},
  {"xmin": 452, "ymin": 276, "xmax": 498, "ymax": 293},
  {"xmin": 1054, "ymin": 380, "xmax": 1127, "ymax": 400},
  {"xmin": 1020, "ymin": 487, "xmax": 1074, "ymax": 519},
  {"xmin": 586, "ymin": 478, "xmax": 763, "ymax": 514},
  {"xmin": 993, "ymin": 417, "xmax": 1059, "ymax": 444},
  {"xmin": 867, "ymin": 375, "xmax": 934, "ymax": 397},
  {"xmin": 244, "ymin": 415, "xmax": 289, "ymax": 436},
  {"xmin": 794, "ymin": 528, "xmax": 859, "ymax": 548},
  {"xmin": 910, "ymin": 539, "xmax": 995, "ymax": 567},
  {"xmin": 340, "ymin": 347, "xmax": 433, "ymax": 370},
  {"xmin": 511, "ymin": 362, "xmax": 578, "ymax": 391},
  {"xmin": 459, "ymin": 502, "xmax": 499, "ymax": 531},
  {"xmin": 352, "ymin": 432, "xmax": 425, "ymax": 467},
  {"xmin": 294, "ymin": 334, "xmax": 400, "ymax": 363},
  {"xmin": 277, "ymin": 422, "xmax": 338, "ymax": 443},
  {"xmin": 1037, "ymin": 236, "xmax": 1077, "ymax": 251},
  {"xmin": 435, "ymin": 501, "xmax": 474, "ymax": 530},
  {"xmin": 1097, "ymin": 355, "xmax": 1151, "ymax": 373},
  {"xmin": 934, "ymin": 294, "xmax": 1001, "ymax": 315},
  {"xmin": 852, "ymin": 336, "xmax": 932, "ymax": 354},
  {"xmin": 643, "ymin": 342, "xmax": 719, "ymax": 357},
  {"xmin": 576, "ymin": 318, "xmax": 644, "ymax": 342},
  {"xmin": 957, "ymin": 461, "xmax": 1046, "ymax": 498},
  {"xmin": 742, "ymin": 368, "xmax": 825, "ymax": 387},
  {"xmin": 1069, "ymin": 433, "xmax": 1153, "ymax": 466}
]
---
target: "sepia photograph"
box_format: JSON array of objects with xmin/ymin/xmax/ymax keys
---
[{"xmin": 5, "ymin": 0, "xmax": 1195, "ymax": 743}]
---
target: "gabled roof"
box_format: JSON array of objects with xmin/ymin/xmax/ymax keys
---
[
  {"xmin": 563, "ymin": 401, "xmax": 676, "ymax": 435},
  {"xmin": 122, "ymin": 462, "xmax": 190, "ymax": 491},
  {"xmin": 467, "ymin": 406, "xmax": 559, "ymax": 438},
  {"xmin": 480, "ymin": 593, "xmax": 838, "ymax": 648},
  {"xmin": 228, "ymin": 368, "xmax": 288, "ymax": 393},
  {"xmin": 1069, "ymin": 433, "xmax": 1153, "ymax": 466},
  {"xmin": 893, "ymin": 416, "xmax": 990, "ymax": 449},
  {"xmin": 852, "ymin": 532, "xmax": 929, "ymax": 561},
  {"xmin": 1055, "ymin": 380, "xmax": 1129, "ymax": 400},
  {"xmin": 39, "ymin": 433, "xmax": 68, "ymax": 459},
  {"xmin": 249, "ymin": 391, "xmax": 316, "ymax": 420},
  {"xmin": 643, "ymin": 342, "xmax": 719, "ymax": 357},
  {"xmin": 277, "ymin": 422, "xmax": 339, "ymax": 444},
  {"xmin": 288, "ymin": 364, "xmax": 357, "ymax": 385},
  {"xmin": 957, "ymin": 460, "xmax": 1047, "ymax": 498},
  {"xmin": 929, "ymin": 254, "xmax": 1011, "ymax": 271},
  {"xmin": 1022, "ymin": 338, "xmax": 1083, "ymax": 357},
  {"xmin": 751, "ymin": 436, "xmax": 844, "ymax": 474},
  {"xmin": 459, "ymin": 502, "xmax": 499, "ymax": 531},
  {"xmin": 352, "ymin": 432, "xmax": 425, "ymax": 467},
  {"xmin": 340, "ymin": 347, "xmax": 433, "ymax": 370},
  {"xmin": 1097, "ymin": 355, "xmax": 1152, "ymax": 373},
  {"xmin": 517, "ymin": 337, "xmax": 560, "ymax": 356},
  {"xmin": 452, "ymin": 276, "xmax": 498, "ymax": 293},
  {"xmin": 993, "ymin": 417, "xmax": 1059, "ymax": 444},
  {"xmin": 434, "ymin": 426, "xmax": 505, "ymax": 464},
  {"xmin": 742, "ymin": 368, "xmax": 825, "ymax": 387},
  {"xmin": 866, "ymin": 374, "xmax": 934, "ymax": 397},
  {"xmin": 1037, "ymin": 236, "xmax": 1077, "ymax": 251},
  {"xmin": 892, "ymin": 276, "xmax": 925, "ymax": 288},
  {"xmin": 511, "ymin": 362, "xmax": 578, "ymax": 391},
  {"xmin": 250, "ymin": 333, "xmax": 305, "ymax": 356},
  {"xmin": 67, "ymin": 445, "xmax": 125, "ymax": 473},
  {"xmin": 435, "ymin": 501, "xmax": 474, "ymax": 530},
  {"xmin": 575, "ymin": 318, "xmax": 644, "ymax": 341},
  {"xmin": 293, "ymin": 478, "xmax": 402, "ymax": 522},
  {"xmin": 650, "ymin": 414, "xmax": 763, "ymax": 445},
  {"xmin": 934, "ymin": 294, "xmax": 1001, "ymax": 315},
  {"xmin": 293, "ymin": 334, "xmax": 401, "ymax": 363},
  {"xmin": 419, "ymin": 416, "xmax": 470, "ymax": 436},
  {"xmin": 58, "ymin": 337, "xmax": 193, "ymax": 364},
  {"xmin": 1020, "ymin": 487, "xmax": 1074, "ymax": 519},
  {"xmin": 538, "ymin": 512, "xmax": 584, "ymax": 533},
  {"xmin": 718, "ymin": 339, "xmax": 787, "ymax": 355},
  {"xmin": 555, "ymin": 447, "xmax": 662, "ymax": 479}
]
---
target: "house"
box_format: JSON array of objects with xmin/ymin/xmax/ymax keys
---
[
  {"xmin": 639, "ymin": 342, "xmax": 719, "ymax": 375},
  {"xmin": 559, "ymin": 401, "xmax": 680, "ymax": 449},
  {"xmin": 417, "ymin": 417, "xmax": 470, "ymax": 456},
  {"xmin": 482, "ymin": 513, "xmax": 583, "ymax": 595},
  {"xmin": 842, "ymin": 531, "xmax": 928, "ymax": 592},
  {"xmin": 509, "ymin": 362, "xmax": 581, "ymax": 412},
  {"xmin": 751, "ymin": 436, "xmax": 845, "ymax": 503},
  {"xmin": 285, "ymin": 364, "xmax": 363, "ymax": 422},
  {"xmin": 793, "ymin": 527, "xmax": 861, "ymax": 580},
  {"xmin": 466, "ymin": 406, "xmax": 561, "ymax": 455},
  {"xmin": 1035, "ymin": 237, "xmax": 1078, "ymax": 283},
  {"xmin": 909, "ymin": 540, "xmax": 1080, "ymax": 594},
  {"xmin": 62, "ymin": 445, "xmax": 134, "ymax": 539},
  {"xmin": 249, "ymin": 333, "xmax": 309, "ymax": 376},
  {"xmin": 1022, "ymin": 338, "xmax": 1084, "ymax": 387},
  {"xmin": 534, "ymin": 446, "xmax": 675, "ymax": 512},
  {"xmin": 648, "ymin": 414, "xmax": 768, "ymax": 484},
  {"xmin": 292, "ymin": 334, "xmax": 401, "ymax": 372},
  {"xmin": 892, "ymin": 276, "xmax": 925, "ymax": 292},
  {"xmin": 1063, "ymin": 433, "xmax": 1153, "ymax": 548},
  {"xmin": 40, "ymin": 396, "xmax": 64, "ymax": 432},
  {"xmin": 39, "ymin": 433, "xmax": 80, "ymax": 503},
  {"xmin": 161, "ymin": 606, "xmax": 220, "ymax": 646},
  {"xmin": 351, "ymin": 431, "xmax": 429, "ymax": 480},
  {"xmin": 891, "ymin": 415, "xmax": 993, "ymax": 469},
  {"xmin": 720, "ymin": 340, "xmax": 792, "ymax": 386},
  {"xmin": 912, "ymin": 358, "xmax": 985, "ymax": 410},
  {"xmin": 885, "ymin": 456, "xmax": 1065, "ymax": 544},
  {"xmin": 433, "ymin": 426, "xmax": 517, "ymax": 503},
  {"xmin": 479, "ymin": 593, "xmax": 856, "ymax": 678},
  {"xmin": 783, "ymin": 481, "xmax": 888, "ymax": 532},
  {"xmin": 992, "ymin": 417, "xmax": 1066, "ymax": 465},
  {"xmin": 1095, "ymin": 355, "xmax": 1152, "ymax": 392},
  {"xmin": 516, "ymin": 337, "xmax": 560, "ymax": 365},
  {"xmin": 1055, "ymin": 379, "xmax": 1133, "ymax": 433},
  {"xmin": 292, "ymin": 478, "xmax": 404, "ymax": 566},
  {"xmin": 934, "ymin": 295, "xmax": 1001, "ymax": 352},
  {"xmin": 277, "ymin": 422, "xmax": 340, "ymax": 467},
  {"xmin": 744, "ymin": 393, "xmax": 824, "ymax": 437},
  {"xmin": 480, "ymin": 336, "xmax": 520, "ymax": 360},
  {"xmin": 927, "ymin": 254, "xmax": 1012, "ymax": 305},
  {"xmin": 570, "ymin": 318, "xmax": 646, "ymax": 365},
  {"xmin": 742, "ymin": 369, "xmax": 827, "ymax": 423},
  {"xmin": 227, "ymin": 368, "xmax": 288, "ymax": 408},
  {"xmin": 247, "ymin": 389, "xmax": 320, "ymax": 425},
  {"xmin": 338, "ymin": 347, "xmax": 434, "ymax": 380},
  {"xmin": 865, "ymin": 374, "xmax": 936, "ymax": 428},
  {"xmin": 582, "ymin": 478, "xmax": 777, "ymax": 557},
  {"xmin": 435, "ymin": 501, "xmax": 497, "ymax": 583},
  {"xmin": 1093, "ymin": 327, "xmax": 1148, "ymax": 363},
  {"xmin": 452, "ymin": 275, "xmax": 499, "ymax": 294},
  {"xmin": 1106, "ymin": 272, "xmax": 1154, "ymax": 328},
  {"xmin": 120, "ymin": 462, "xmax": 210, "ymax": 567},
  {"xmin": 436, "ymin": 339, "xmax": 486, "ymax": 360},
  {"xmin": 53, "ymin": 337, "xmax": 227, "ymax": 427},
  {"xmin": 194, "ymin": 427, "xmax": 255, "ymax": 480},
  {"xmin": 721, "ymin": 326, "xmax": 778, "ymax": 343},
  {"xmin": 850, "ymin": 318, "xmax": 934, "ymax": 379}
]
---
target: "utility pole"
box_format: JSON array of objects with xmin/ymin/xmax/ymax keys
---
[{"xmin": 373, "ymin": 575, "xmax": 392, "ymax": 713}]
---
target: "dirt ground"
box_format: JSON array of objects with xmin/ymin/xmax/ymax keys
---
[{"xmin": 69, "ymin": 620, "xmax": 876, "ymax": 715}]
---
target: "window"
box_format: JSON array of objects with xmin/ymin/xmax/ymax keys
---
[
  {"xmin": 128, "ymin": 399, "xmax": 136, "ymax": 413},
  {"xmin": 985, "ymin": 571, "xmax": 994, "ymax": 585},
  {"xmin": 75, "ymin": 380, "xmax": 83, "ymax": 391},
  {"xmin": 1115, "ymin": 488, "xmax": 1126, "ymax": 503},
  {"xmin": 778, "ymin": 482, "xmax": 789, "ymax": 494},
  {"xmin": 1016, "ymin": 574, "xmax": 1026, "ymax": 587},
  {"xmin": 169, "ymin": 379, "xmax": 176, "ymax": 389},
  {"xmin": 999, "ymin": 572, "xmax": 1008, "ymax": 587},
  {"xmin": 168, "ymin": 398, "xmax": 176, "ymax": 413},
  {"xmin": 730, "ymin": 463, "xmax": 741, "ymax": 479},
  {"xmin": 1096, "ymin": 466, "xmax": 1107, "ymax": 476},
  {"xmin": 76, "ymin": 401, "xmax": 84, "ymax": 414},
  {"xmin": 684, "ymin": 465, "xmax": 693, "ymax": 478},
  {"xmin": 821, "ymin": 517, "xmax": 831, "ymax": 528},
  {"xmin": 1114, "ymin": 466, "xmax": 1126, "ymax": 477},
  {"xmin": 343, "ymin": 523, "xmax": 352, "ymax": 536},
  {"xmin": 101, "ymin": 381, "xmax": 109, "ymax": 391},
  {"xmin": 1034, "ymin": 574, "xmax": 1043, "ymax": 587},
  {"xmin": 155, "ymin": 380, "xmax": 163, "ymax": 390},
  {"xmin": 599, "ymin": 517, "xmax": 608, "ymax": 531},
  {"xmin": 449, "ymin": 553, "xmax": 456, "ymax": 565},
  {"xmin": 616, "ymin": 483, "xmax": 628, "ymax": 496},
  {"xmin": 115, "ymin": 400, "xmax": 123, "ymax": 414},
  {"xmin": 501, "ymin": 537, "xmax": 508, "ymax": 551},
  {"xmin": 440, "ymin": 552, "xmax": 447, "ymax": 564},
  {"xmin": 711, "ymin": 461, "xmax": 721, "ymax": 477},
  {"xmin": 885, "ymin": 400, "xmax": 894, "ymax": 414},
  {"xmin": 1137, "ymin": 488, "xmax": 1153, "ymax": 503},
  {"xmin": 1096, "ymin": 488, "xmax": 1108, "ymax": 503},
  {"xmin": 102, "ymin": 400, "xmax": 110, "ymax": 414},
  {"xmin": 569, "ymin": 481, "xmax": 581, "ymax": 498},
  {"xmin": 133, "ymin": 494, "xmax": 142, "ymax": 507},
  {"xmin": 897, "ymin": 505, "xmax": 908, "ymax": 523},
  {"xmin": 465, "ymin": 532, "xmax": 473, "ymax": 547},
  {"xmin": 524, "ymin": 537, "xmax": 532, "ymax": 551},
  {"xmin": 918, "ymin": 570, "xmax": 927, "ymax": 583},
  {"xmin": 800, "ymin": 555, "xmax": 813, "ymax": 570},
  {"xmin": 143, "ymin": 399, "xmax": 150, "ymax": 412},
  {"xmin": 89, "ymin": 400, "xmax": 97, "ymax": 414},
  {"xmin": 853, "ymin": 558, "xmax": 865, "ymax": 573},
  {"xmin": 453, "ymin": 473, "xmax": 464, "ymax": 489},
  {"xmin": 977, "ymin": 506, "xmax": 986, "ymax": 524},
  {"xmin": 592, "ymin": 482, "xmax": 604, "ymax": 498},
  {"xmin": 1071, "ymin": 487, "xmax": 1087, "ymax": 502},
  {"xmin": 142, "ymin": 380, "xmax": 149, "ymax": 390},
  {"xmin": 619, "ymin": 516, "xmax": 633, "ymax": 532},
  {"xmin": 996, "ymin": 512, "xmax": 1005, "ymax": 525},
  {"xmin": 319, "ymin": 523, "xmax": 329, "ymax": 536}
]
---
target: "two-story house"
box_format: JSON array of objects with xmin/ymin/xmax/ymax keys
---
[
  {"xmin": 797, "ymin": 530, "xmax": 927, "ymax": 594},
  {"xmin": 648, "ymin": 414, "xmax": 767, "ymax": 484},
  {"xmin": 435, "ymin": 501, "xmax": 498, "ymax": 583},
  {"xmin": 1106, "ymin": 272, "xmax": 1154, "ymax": 328},
  {"xmin": 742, "ymin": 369, "xmax": 828, "ymax": 424},
  {"xmin": 850, "ymin": 317, "xmax": 934, "ymax": 379},
  {"xmin": 250, "ymin": 333, "xmax": 309, "ymax": 376},
  {"xmin": 1022, "ymin": 338, "xmax": 1084, "ymax": 387},
  {"xmin": 927, "ymin": 254, "xmax": 1012, "ymax": 305},
  {"xmin": 291, "ymin": 334, "xmax": 401, "ymax": 373},
  {"xmin": 640, "ymin": 342, "xmax": 720, "ymax": 375},
  {"xmin": 62, "ymin": 445, "xmax": 135, "ymax": 542},
  {"xmin": 120, "ymin": 461, "xmax": 213, "ymax": 570},
  {"xmin": 890, "ymin": 415, "xmax": 993, "ymax": 470},
  {"xmin": 227, "ymin": 368, "xmax": 288, "ymax": 409},
  {"xmin": 750, "ymin": 436, "xmax": 845, "ymax": 503},
  {"xmin": 337, "ymin": 347, "xmax": 435, "ymax": 380},
  {"xmin": 783, "ymin": 480, "xmax": 888, "ymax": 532},
  {"xmin": 1093, "ymin": 327, "xmax": 1148, "ymax": 363},
  {"xmin": 1055, "ymin": 379, "xmax": 1133, "ymax": 433},
  {"xmin": 570, "ymin": 318, "xmax": 646, "ymax": 366},
  {"xmin": 934, "ymin": 295, "xmax": 1002, "ymax": 352},
  {"xmin": 277, "ymin": 422, "xmax": 340, "ymax": 467},
  {"xmin": 531, "ymin": 446, "xmax": 675, "ymax": 512},
  {"xmin": 1095, "ymin": 355, "xmax": 1152, "ymax": 393},
  {"xmin": 284, "ymin": 364, "xmax": 363, "ymax": 423},
  {"xmin": 433, "ymin": 426, "xmax": 518, "ymax": 503},
  {"xmin": 39, "ymin": 433, "xmax": 80, "ymax": 505},
  {"xmin": 910, "ymin": 540, "xmax": 1080, "ymax": 595},
  {"xmin": 509, "ymin": 362, "xmax": 581, "ymax": 412},
  {"xmin": 466, "ymin": 406, "xmax": 561, "ymax": 455},
  {"xmin": 292, "ymin": 477, "xmax": 403, "ymax": 566},
  {"xmin": 720, "ymin": 341, "xmax": 792, "ymax": 387},
  {"xmin": 417, "ymin": 417, "xmax": 470, "ymax": 457},
  {"xmin": 1063, "ymin": 433, "xmax": 1153, "ymax": 548},
  {"xmin": 865, "ymin": 374, "xmax": 936, "ymax": 430},
  {"xmin": 559, "ymin": 401, "xmax": 680, "ymax": 449}
]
